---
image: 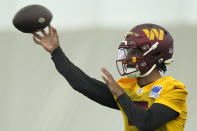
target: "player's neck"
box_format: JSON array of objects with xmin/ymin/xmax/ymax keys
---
[{"xmin": 137, "ymin": 68, "xmax": 161, "ymax": 86}]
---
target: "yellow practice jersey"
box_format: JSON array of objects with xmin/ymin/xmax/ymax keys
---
[{"xmin": 115, "ymin": 76, "xmax": 187, "ymax": 131}]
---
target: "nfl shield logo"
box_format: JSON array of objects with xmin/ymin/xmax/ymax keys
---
[
  {"xmin": 137, "ymin": 88, "xmax": 143, "ymax": 94},
  {"xmin": 149, "ymin": 86, "xmax": 163, "ymax": 98}
]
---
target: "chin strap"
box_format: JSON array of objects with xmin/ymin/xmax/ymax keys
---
[
  {"xmin": 139, "ymin": 64, "xmax": 156, "ymax": 77},
  {"xmin": 127, "ymin": 71, "xmax": 141, "ymax": 78},
  {"xmin": 127, "ymin": 64, "xmax": 156, "ymax": 78}
]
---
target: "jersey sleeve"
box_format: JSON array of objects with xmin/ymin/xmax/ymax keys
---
[
  {"xmin": 51, "ymin": 47, "xmax": 119, "ymax": 109},
  {"xmin": 154, "ymin": 83, "xmax": 188, "ymax": 115}
]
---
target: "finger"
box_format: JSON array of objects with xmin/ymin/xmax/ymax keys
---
[
  {"xmin": 50, "ymin": 25, "xmax": 57, "ymax": 35},
  {"xmin": 53, "ymin": 28, "xmax": 58, "ymax": 37},
  {"xmin": 102, "ymin": 75, "xmax": 109, "ymax": 84},
  {"xmin": 101, "ymin": 67, "xmax": 113, "ymax": 80},
  {"xmin": 33, "ymin": 32, "xmax": 43, "ymax": 40},
  {"xmin": 41, "ymin": 29, "xmax": 47, "ymax": 36},
  {"xmin": 33, "ymin": 35, "xmax": 41, "ymax": 45},
  {"xmin": 48, "ymin": 24, "xmax": 53, "ymax": 35},
  {"xmin": 49, "ymin": 24, "xmax": 55, "ymax": 30}
]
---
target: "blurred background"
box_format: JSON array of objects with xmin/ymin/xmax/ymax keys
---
[{"xmin": 0, "ymin": 0, "xmax": 197, "ymax": 131}]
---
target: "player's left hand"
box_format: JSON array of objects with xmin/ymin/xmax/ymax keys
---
[{"xmin": 101, "ymin": 67, "xmax": 124, "ymax": 97}]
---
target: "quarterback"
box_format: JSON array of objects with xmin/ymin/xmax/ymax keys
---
[{"xmin": 33, "ymin": 24, "xmax": 187, "ymax": 131}]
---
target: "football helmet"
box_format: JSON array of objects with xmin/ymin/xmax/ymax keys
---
[{"xmin": 116, "ymin": 23, "xmax": 174, "ymax": 78}]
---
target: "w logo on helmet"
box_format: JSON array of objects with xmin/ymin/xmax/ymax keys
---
[{"xmin": 142, "ymin": 29, "xmax": 164, "ymax": 40}]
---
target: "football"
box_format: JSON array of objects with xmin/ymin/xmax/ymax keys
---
[{"xmin": 13, "ymin": 5, "xmax": 53, "ymax": 33}]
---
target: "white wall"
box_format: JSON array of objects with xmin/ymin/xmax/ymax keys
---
[{"xmin": 2, "ymin": 0, "xmax": 197, "ymax": 30}]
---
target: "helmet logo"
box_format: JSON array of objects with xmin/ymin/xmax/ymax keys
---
[
  {"xmin": 127, "ymin": 32, "xmax": 139, "ymax": 37},
  {"xmin": 142, "ymin": 29, "xmax": 164, "ymax": 40},
  {"xmin": 124, "ymin": 32, "xmax": 139, "ymax": 40}
]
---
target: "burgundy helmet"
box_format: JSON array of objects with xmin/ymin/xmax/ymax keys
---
[{"xmin": 116, "ymin": 23, "xmax": 174, "ymax": 78}]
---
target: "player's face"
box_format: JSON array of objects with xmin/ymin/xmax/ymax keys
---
[
  {"xmin": 116, "ymin": 47, "xmax": 139, "ymax": 76},
  {"xmin": 117, "ymin": 48, "xmax": 137, "ymax": 67}
]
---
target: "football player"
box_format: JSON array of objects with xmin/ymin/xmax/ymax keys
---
[{"xmin": 33, "ymin": 24, "xmax": 187, "ymax": 131}]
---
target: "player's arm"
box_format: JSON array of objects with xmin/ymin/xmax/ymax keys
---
[
  {"xmin": 117, "ymin": 94, "xmax": 179, "ymax": 130},
  {"xmin": 33, "ymin": 25, "xmax": 119, "ymax": 110},
  {"xmin": 51, "ymin": 47, "xmax": 118, "ymax": 109}
]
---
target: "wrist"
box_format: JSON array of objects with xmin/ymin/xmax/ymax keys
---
[
  {"xmin": 116, "ymin": 90, "xmax": 124, "ymax": 97},
  {"xmin": 50, "ymin": 46, "xmax": 60, "ymax": 53}
]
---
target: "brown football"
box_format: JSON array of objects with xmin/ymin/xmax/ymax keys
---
[{"xmin": 13, "ymin": 5, "xmax": 53, "ymax": 33}]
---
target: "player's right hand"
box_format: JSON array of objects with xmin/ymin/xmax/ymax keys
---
[{"xmin": 33, "ymin": 24, "xmax": 60, "ymax": 53}]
